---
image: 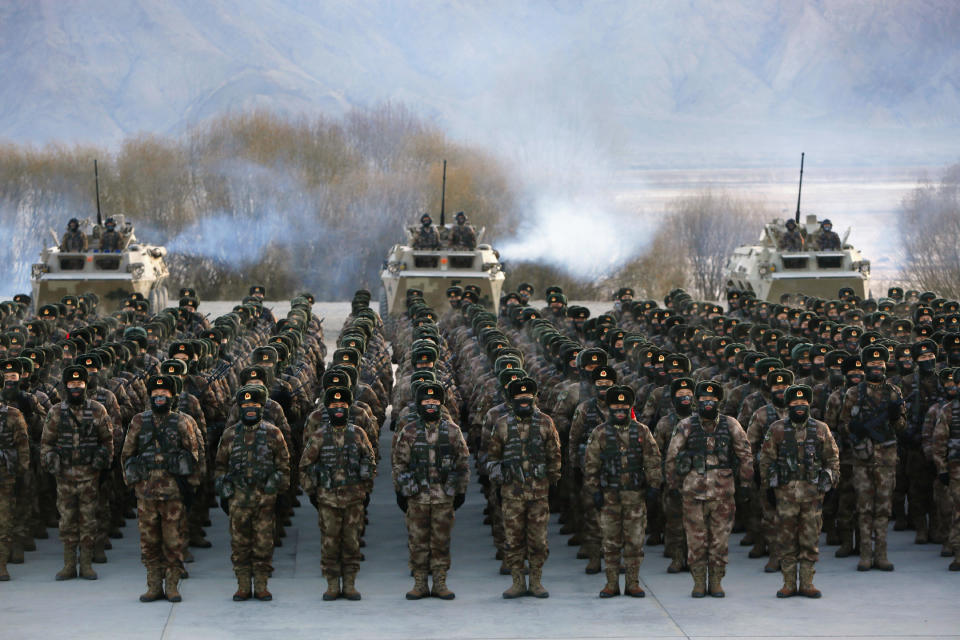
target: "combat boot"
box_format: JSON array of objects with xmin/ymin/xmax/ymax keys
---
[
  {"xmin": 599, "ymin": 567, "xmax": 620, "ymax": 598},
  {"xmin": 528, "ymin": 566, "xmax": 549, "ymax": 598},
  {"xmin": 914, "ymin": 523, "xmax": 929, "ymax": 545},
  {"xmin": 667, "ymin": 549, "xmax": 686, "ymax": 573},
  {"xmin": 764, "ymin": 553, "xmax": 780, "ymax": 573},
  {"xmin": 322, "ymin": 572, "xmax": 340, "ymax": 601},
  {"xmin": 341, "ymin": 572, "xmax": 361, "ymax": 600},
  {"xmin": 646, "ymin": 532, "xmax": 663, "ymax": 546},
  {"xmin": 798, "ymin": 562, "xmax": 821, "ymax": 598},
  {"xmin": 776, "ymin": 562, "xmax": 797, "ymax": 598},
  {"xmin": 567, "ymin": 533, "xmax": 582, "ymax": 546},
  {"xmin": 690, "ymin": 565, "xmax": 707, "ymax": 598},
  {"xmin": 233, "ymin": 569, "xmax": 251, "ymax": 601},
  {"xmin": 253, "ymin": 572, "xmax": 272, "ymax": 601},
  {"xmin": 708, "ymin": 565, "xmax": 725, "ymax": 598},
  {"xmin": 92, "ymin": 540, "xmax": 108, "ymax": 564},
  {"xmin": 189, "ymin": 532, "xmax": 212, "ymax": 549},
  {"xmin": 873, "ymin": 542, "xmax": 894, "ymax": 571},
  {"xmin": 739, "ymin": 531, "xmax": 755, "ymax": 546},
  {"xmin": 78, "ymin": 546, "xmax": 98, "ymax": 580},
  {"xmin": 431, "ymin": 570, "xmax": 455, "ymax": 600},
  {"xmin": 748, "ymin": 539, "xmax": 767, "ymax": 559},
  {"xmin": 624, "ymin": 564, "xmax": 645, "ymax": 598},
  {"xmin": 585, "ymin": 546, "xmax": 602, "ymax": 574},
  {"xmin": 0, "ymin": 542, "xmax": 8, "ymax": 581},
  {"xmin": 835, "ymin": 530, "xmax": 854, "ymax": 557},
  {"xmin": 165, "ymin": 567, "xmax": 182, "ymax": 602},
  {"xmin": 139, "ymin": 568, "xmax": 165, "ymax": 602},
  {"xmin": 498, "ymin": 560, "xmax": 510, "ymax": 575},
  {"xmin": 856, "ymin": 542, "xmax": 873, "ymax": 571},
  {"xmin": 9, "ymin": 539, "xmax": 24, "ymax": 564},
  {"xmin": 22, "ymin": 536, "xmax": 36, "ymax": 552},
  {"xmin": 32, "ymin": 522, "xmax": 48, "ymax": 539},
  {"xmin": 502, "ymin": 570, "xmax": 526, "ymax": 599},
  {"xmin": 55, "ymin": 546, "xmax": 77, "ymax": 580},
  {"xmin": 406, "ymin": 572, "xmax": 429, "ymax": 600},
  {"xmin": 950, "ymin": 553, "xmax": 960, "ymax": 572}
]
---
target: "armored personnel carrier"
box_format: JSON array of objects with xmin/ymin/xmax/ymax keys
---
[
  {"xmin": 31, "ymin": 214, "xmax": 170, "ymax": 312},
  {"xmin": 380, "ymin": 223, "xmax": 506, "ymax": 315},
  {"xmin": 723, "ymin": 213, "xmax": 871, "ymax": 302}
]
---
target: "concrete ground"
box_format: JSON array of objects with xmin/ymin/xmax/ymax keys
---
[{"xmin": 2, "ymin": 300, "xmax": 957, "ymax": 639}]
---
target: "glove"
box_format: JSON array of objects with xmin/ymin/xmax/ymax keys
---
[
  {"xmin": 363, "ymin": 493, "xmax": 371, "ymax": 508},
  {"xmin": 940, "ymin": 472, "xmax": 950, "ymax": 486},
  {"xmin": 495, "ymin": 485, "xmax": 502, "ymax": 504},
  {"xmin": 824, "ymin": 489, "xmax": 836, "ymax": 503},
  {"xmin": 766, "ymin": 487, "xmax": 777, "ymax": 509},
  {"xmin": 220, "ymin": 497, "xmax": 230, "ymax": 516},
  {"xmin": 592, "ymin": 491, "xmax": 604, "ymax": 510},
  {"xmin": 646, "ymin": 486, "xmax": 661, "ymax": 503},
  {"xmin": 396, "ymin": 492, "xmax": 408, "ymax": 513},
  {"xmin": 479, "ymin": 474, "xmax": 491, "ymax": 489},
  {"xmin": 309, "ymin": 494, "xmax": 319, "ymax": 510},
  {"xmin": 453, "ymin": 493, "xmax": 466, "ymax": 510}
]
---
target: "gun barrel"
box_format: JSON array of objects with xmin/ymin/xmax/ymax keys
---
[
  {"xmin": 794, "ymin": 152, "xmax": 804, "ymax": 224},
  {"xmin": 439, "ymin": 159, "xmax": 447, "ymax": 227}
]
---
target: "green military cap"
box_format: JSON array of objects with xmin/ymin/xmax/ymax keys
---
[
  {"xmin": 670, "ymin": 377, "xmax": 695, "ymax": 396},
  {"xmin": 605, "ymin": 385, "xmax": 635, "ymax": 407},
  {"xmin": 236, "ymin": 384, "xmax": 267, "ymax": 406},
  {"xmin": 415, "ymin": 381, "xmax": 445, "ymax": 405},
  {"xmin": 861, "ymin": 345, "xmax": 889, "ymax": 364},
  {"xmin": 323, "ymin": 386, "xmax": 352, "ymax": 407},
  {"xmin": 78, "ymin": 353, "xmax": 102, "ymax": 370},
  {"xmin": 239, "ymin": 366, "xmax": 268, "ymax": 385},
  {"xmin": 785, "ymin": 385, "xmax": 813, "ymax": 404},
  {"xmin": 161, "ymin": 359, "xmax": 188, "ymax": 376},
  {"xmin": 0, "ymin": 358, "xmax": 23, "ymax": 375},
  {"xmin": 507, "ymin": 377, "xmax": 538, "ymax": 399},
  {"xmin": 766, "ymin": 368, "xmax": 794, "ymax": 388},
  {"xmin": 591, "ymin": 365, "xmax": 618, "ymax": 384},
  {"xmin": 912, "ymin": 339, "xmax": 939, "ymax": 359},
  {"xmin": 62, "ymin": 365, "xmax": 88, "ymax": 386},
  {"xmin": 146, "ymin": 374, "xmax": 175, "ymax": 394},
  {"xmin": 695, "ymin": 380, "xmax": 724, "ymax": 401}
]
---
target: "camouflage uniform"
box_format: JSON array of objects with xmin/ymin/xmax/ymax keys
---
[
  {"xmin": 0, "ymin": 404, "xmax": 30, "ymax": 579},
  {"xmin": 392, "ymin": 415, "xmax": 470, "ymax": 594},
  {"xmin": 215, "ymin": 418, "xmax": 290, "ymax": 594},
  {"xmin": 932, "ymin": 400, "xmax": 960, "ymax": 568}
]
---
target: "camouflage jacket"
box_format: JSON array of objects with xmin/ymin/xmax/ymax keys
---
[
  {"xmin": 40, "ymin": 400, "xmax": 113, "ymax": 482},
  {"xmin": 122, "ymin": 410, "xmax": 201, "ymax": 500},
  {"xmin": 299, "ymin": 423, "xmax": 376, "ymax": 507},
  {"xmin": 932, "ymin": 400, "xmax": 960, "ymax": 474},
  {"xmin": 758, "ymin": 417, "xmax": 839, "ymax": 502},
  {"xmin": 584, "ymin": 419, "xmax": 662, "ymax": 501},
  {"xmin": 214, "ymin": 420, "xmax": 290, "ymax": 506},
  {"xmin": 392, "ymin": 418, "xmax": 470, "ymax": 503},
  {"xmin": 838, "ymin": 381, "xmax": 905, "ymax": 467},
  {"xmin": 486, "ymin": 409, "xmax": 562, "ymax": 500},
  {"xmin": 0, "ymin": 404, "xmax": 30, "ymax": 478},
  {"xmin": 664, "ymin": 414, "xmax": 754, "ymax": 500},
  {"xmin": 746, "ymin": 403, "xmax": 788, "ymax": 454}
]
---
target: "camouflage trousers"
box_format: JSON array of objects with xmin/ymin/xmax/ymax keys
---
[
  {"xmin": 0, "ymin": 477, "xmax": 14, "ymax": 546},
  {"xmin": 599, "ymin": 492, "xmax": 647, "ymax": 568},
  {"xmin": 485, "ymin": 485, "xmax": 506, "ymax": 551},
  {"xmin": 405, "ymin": 500, "xmax": 455, "ymax": 573},
  {"xmin": 948, "ymin": 465, "xmax": 960, "ymax": 552},
  {"xmin": 229, "ymin": 495, "xmax": 277, "ymax": 575},
  {"xmin": 13, "ymin": 471, "xmax": 33, "ymax": 541},
  {"xmin": 579, "ymin": 485, "xmax": 601, "ymax": 550},
  {"xmin": 933, "ymin": 476, "xmax": 951, "ymax": 543},
  {"xmin": 776, "ymin": 496, "xmax": 823, "ymax": 565},
  {"xmin": 137, "ymin": 497, "xmax": 185, "ymax": 570},
  {"xmin": 852, "ymin": 463, "xmax": 896, "ymax": 546},
  {"xmin": 56, "ymin": 476, "xmax": 99, "ymax": 548},
  {"xmin": 318, "ymin": 501, "xmax": 364, "ymax": 576},
  {"xmin": 905, "ymin": 449, "xmax": 935, "ymax": 530},
  {"xmin": 746, "ymin": 485, "xmax": 778, "ymax": 548},
  {"xmin": 893, "ymin": 448, "xmax": 908, "ymax": 523},
  {"xmin": 95, "ymin": 471, "xmax": 112, "ymax": 545},
  {"xmin": 682, "ymin": 495, "xmax": 735, "ymax": 568},
  {"xmin": 502, "ymin": 497, "xmax": 549, "ymax": 570},
  {"xmin": 663, "ymin": 490, "xmax": 687, "ymax": 557}
]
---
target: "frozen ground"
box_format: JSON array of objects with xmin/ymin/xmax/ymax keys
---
[{"xmin": 1, "ymin": 301, "xmax": 957, "ymax": 640}]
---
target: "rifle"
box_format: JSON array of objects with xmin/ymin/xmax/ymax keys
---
[{"xmin": 199, "ymin": 360, "xmax": 233, "ymax": 392}]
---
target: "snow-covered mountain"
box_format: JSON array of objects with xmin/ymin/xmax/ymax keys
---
[{"xmin": 1, "ymin": 0, "xmax": 958, "ymax": 166}]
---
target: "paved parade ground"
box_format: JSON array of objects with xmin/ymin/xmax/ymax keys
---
[{"xmin": 1, "ymin": 302, "xmax": 958, "ymax": 640}]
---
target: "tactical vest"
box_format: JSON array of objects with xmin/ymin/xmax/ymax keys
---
[
  {"xmin": 576, "ymin": 400, "xmax": 605, "ymax": 468},
  {"xmin": 761, "ymin": 404, "xmax": 780, "ymax": 441},
  {"xmin": 137, "ymin": 411, "xmax": 193, "ymax": 476},
  {"xmin": 776, "ymin": 419, "xmax": 823, "ymax": 484},
  {"xmin": 501, "ymin": 412, "xmax": 547, "ymax": 483},
  {"xmin": 311, "ymin": 425, "xmax": 371, "ymax": 489},
  {"xmin": 56, "ymin": 401, "xmax": 98, "ymax": 466},
  {"xmin": 600, "ymin": 421, "xmax": 645, "ymax": 490},
  {"xmin": 0, "ymin": 407, "xmax": 16, "ymax": 474},
  {"xmin": 905, "ymin": 372, "xmax": 937, "ymax": 446},
  {"xmin": 227, "ymin": 422, "xmax": 276, "ymax": 489},
  {"xmin": 408, "ymin": 419, "xmax": 457, "ymax": 494},
  {"xmin": 851, "ymin": 382, "xmax": 897, "ymax": 444},
  {"xmin": 677, "ymin": 415, "xmax": 734, "ymax": 476},
  {"xmin": 948, "ymin": 400, "xmax": 960, "ymax": 462},
  {"xmin": 94, "ymin": 388, "xmax": 110, "ymax": 411}
]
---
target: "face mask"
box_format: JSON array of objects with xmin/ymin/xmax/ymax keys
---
[
  {"xmin": 2, "ymin": 381, "xmax": 18, "ymax": 401},
  {"xmin": 771, "ymin": 389, "xmax": 786, "ymax": 408},
  {"xmin": 865, "ymin": 366, "xmax": 885, "ymax": 383},
  {"xmin": 949, "ymin": 352, "xmax": 960, "ymax": 365},
  {"xmin": 151, "ymin": 396, "xmax": 171, "ymax": 414},
  {"xmin": 829, "ymin": 370, "xmax": 845, "ymax": 386},
  {"xmin": 418, "ymin": 402, "xmax": 440, "ymax": 421},
  {"xmin": 897, "ymin": 360, "xmax": 914, "ymax": 375},
  {"xmin": 18, "ymin": 379, "xmax": 30, "ymax": 392},
  {"xmin": 674, "ymin": 397, "xmax": 693, "ymax": 417},
  {"xmin": 327, "ymin": 406, "xmax": 348, "ymax": 427},
  {"xmin": 241, "ymin": 406, "xmax": 263, "ymax": 425},
  {"xmin": 944, "ymin": 386, "xmax": 958, "ymax": 399},
  {"xmin": 86, "ymin": 372, "xmax": 99, "ymax": 391},
  {"xmin": 698, "ymin": 399, "xmax": 718, "ymax": 421},
  {"xmin": 422, "ymin": 220, "xmax": 431, "ymax": 228},
  {"xmin": 918, "ymin": 359, "xmax": 937, "ymax": 375},
  {"xmin": 610, "ymin": 408, "xmax": 630, "ymax": 425},
  {"xmin": 811, "ymin": 363, "xmax": 826, "ymax": 379},
  {"xmin": 67, "ymin": 387, "xmax": 85, "ymax": 405},
  {"xmin": 788, "ymin": 405, "xmax": 809, "ymax": 424},
  {"xmin": 846, "ymin": 373, "xmax": 863, "ymax": 386},
  {"xmin": 512, "ymin": 398, "xmax": 534, "ymax": 417},
  {"xmin": 797, "ymin": 362, "xmax": 812, "ymax": 376}
]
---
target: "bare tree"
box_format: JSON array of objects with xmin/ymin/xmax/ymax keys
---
[{"xmin": 898, "ymin": 163, "xmax": 960, "ymax": 298}]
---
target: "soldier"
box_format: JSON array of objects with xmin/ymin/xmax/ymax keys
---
[
  {"xmin": 584, "ymin": 385, "xmax": 662, "ymax": 598},
  {"xmin": 0, "ymin": 376, "xmax": 30, "ymax": 581},
  {"xmin": 778, "ymin": 219, "xmax": 804, "ymax": 251},
  {"xmin": 412, "ymin": 213, "xmax": 440, "ymax": 250},
  {"xmin": 838, "ymin": 346, "xmax": 905, "ymax": 571},
  {"xmin": 392, "ymin": 382, "xmax": 470, "ymax": 600},
  {"xmin": 813, "ymin": 219, "xmax": 842, "ymax": 251},
  {"xmin": 448, "ymin": 211, "xmax": 477, "ymax": 250},
  {"xmin": 900, "ymin": 339, "xmax": 940, "ymax": 543},
  {"xmin": 486, "ymin": 377, "xmax": 562, "ymax": 598},
  {"xmin": 122, "ymin": 374, "xmax": 201, "ymax": 602},
  {"xmin": 215, "ymin": 385, "xmax": 290, "ymax": 601},
  {"xmin": 40, "ymin": 365, "xmax": 113, "ymax": 581},
  {"xmin": 758, "ymin": 385, "xmax": 839, "ymax": 598},
  {"xmin": 665, "ymin": 381, "xmax": 754, "ymax": 598},
  {"xmin": 99, "ymin": 217, "xmax": 123, "ymax": 252},
  {"xmin": 656, "ymin": 377, "xmax": 695, "ymax": 573},
  {"xmin": 300, "ymin": 387, "xmax": 376, "ymax": 601},
  {"xmin": 60, "ymin": 218, "xmax": 88, "ymax": 252},
  {"xmin": 932, "ymin": 369, "xmax": 960, "ymax": 571}
]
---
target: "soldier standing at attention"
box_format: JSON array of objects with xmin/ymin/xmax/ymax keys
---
[
  {"xmin": 40, "ymin": 365, "xmax": 113, "ymax": 581},
  {"xmin": 486, "ymin": 377, "xmax": 562, "ymax": 599},
  {"xmin": 300, "ymin": 387, "xmax": 376, "ymax": 601},
  {"xmin": 584, "ymin": 385, "xmax": 662, "ymax": 598},
  {"xmin": 932, "ymin": 368, "xmax": 960, "ymax": 572},
  {"xmin": 839, "ymin": 346, "xmax": 905, "ymax": 571},
  {"xmin": 392, "ymin": 382, "xmax": 470, "ymax": 600},
  {"xmin": 758, "ymin": 385, "xmax": 839, "ymax": 598},
  {"xmin": 0, "ymin": 374, "xmax": 30, "ymax": 582},
  {"xmin": 122, "ymin": 375, "xmax": 201, "ymax": 602},
  {"xmin": 215, "ymin": 385, "xmax": 290, "ymax": 602},
  {"xmin": 665, "ymin": 381, "xmax": 753, "ymax": 598}
]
